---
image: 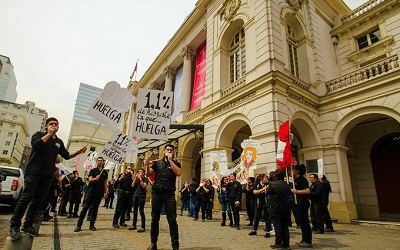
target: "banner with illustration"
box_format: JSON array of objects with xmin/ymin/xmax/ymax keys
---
[
  {"xmin": 170, "ymin": 65, "xmax": 183, "ymax": 122},
  {"xmin": 99, "ymin": 131, "xmax": 136, "ymax": 164},
  {"xmin": 133, "ymin": 88, "xmax": 173, "ymax": 140},
  {"xmin": 210, "ymin": 150, "xmax": 228, "ymax": 176},
  {"xmin": 240, "ymin": 139, "xmax": 260, "ymax": 170},
  {"xmin": 87, "ymin": 81, "xmax": 135, "ymax": 129},
  {"xmin": 190, "ymin": 43, "xmax": 206, "ymax": 110},
  {"xmin": 83, "ymin": 151, "xmax": 98, "ymax": 171}
]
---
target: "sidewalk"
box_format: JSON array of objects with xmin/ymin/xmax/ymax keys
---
[{"xmin": 8, "ymin": 206, "xmax": 400, "ymax": 249}]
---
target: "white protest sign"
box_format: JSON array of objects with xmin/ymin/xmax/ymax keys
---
[
  {"xmin": 87, "ymin": 81, "xmax": 135, "ymax": 129},
  {"xmin": 104, "ymin": 161, "xmax": 116, "ymax": 170},
  {"xmin": 134, "ymin": 88, "xmax": 173, "ymax": 140},
  {"xmin": 125, "ymin": 136, "xmax": 138, "ymax": 164},
  {"xmin": 210, "ymin": 150, "xmax": 228, "ymax": 175},
  {"xmin": 240, "ymin": 139, "xmax": 260, "ymax": 169},
  {"xmin": 317, "ymin": 158, "xmax": 324, "ymax": 177},
  {"xmin": 276, "ymin": 140, "xmax": 286, "ymax": 161},
  {"xmin": 99, "ymin": 131, "xmax": 136, "ymax": 164},
  {"xmin": 83, "ymin": 151, "xmax": 98, "ymax": 171}
]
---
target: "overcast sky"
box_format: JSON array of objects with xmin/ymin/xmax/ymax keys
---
[{"xmin": 1, "ymin": 0, "xmax": 367, "ymax": 143}]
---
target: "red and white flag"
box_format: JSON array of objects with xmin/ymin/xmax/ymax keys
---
[
  {"xmin": 277, "ymin": 120, "xmax": 294, "ymax": 169},
  {"xmin": 130, "ymin": 62, "xmax": 138, "ymax": 80}
]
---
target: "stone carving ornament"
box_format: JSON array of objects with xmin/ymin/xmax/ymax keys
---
[
  {"xmin": 286, "ymin": 0, "xmax": 304, "ymax": 13},
  {"xmin": 220, "ymin": 0, "xmax": 241, "ymax": 22}
]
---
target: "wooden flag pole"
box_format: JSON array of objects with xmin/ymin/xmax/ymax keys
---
[
  {"xmin": 85, "ymin": 123, "xmax": 102, "ymax": 147},
  {"xmin": 291, "ymin": 164, "xmax": 297, "ymax": 204}
]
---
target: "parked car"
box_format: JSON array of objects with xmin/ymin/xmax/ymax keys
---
[{"xmin": 0, "ymin": 166, "xmax": 25, "ymax": 209}]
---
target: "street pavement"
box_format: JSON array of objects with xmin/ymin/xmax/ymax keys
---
[{"xmin": 1, "ymin": 204, "xmax": 400, "ymax": 249}]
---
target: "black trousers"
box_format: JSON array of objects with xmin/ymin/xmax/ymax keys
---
[
  {"xmin": 271, "ymin": 215, "xmax": 290, "ymax": 247},
  {"xmin": 68, "ymin": 190, "xmax": 81, "ymax": 215},
  {"xmin": 113, "ymin": 191, "xmax": 131, "ymax": 225},
  {"xmin": 10, "ymin": 175, "xmax": 52, "ymax": 228},
  {"xmin": 296, "ymin": 202, "xmax": 312, "ymax": 244},
  {"xmin": 246, "ymin": 199, "xmax": 255, "ymax": 225},
  {"xmin": 253, "ymin": 205, "xmax": 271, "ymax": 231},
  {"xmin": 59, "ymin": 191, "xmax": 70, "ymax": 214},
  {"xmin": 132, "ymin": 196, "xmax": 146, "ymax": 228},
  {"xmin": 194, "ymin": 199, "xmax": 207, "ymax": 220},
  {"xmin": 150, "ymin": 192, "xmax": 179, "ymax": 249},
  {"xmin": 229, "ymin": 199, "xmax": 240, "ymax": 227},
  {"xmin": 321, "ymin": 202, "xmax": 333, "ymax": 229},
  {"xmin": 76, "ymin": 192, "xmax": 102, "ymax": 227},
  {"xmin": 310, "ymin": 200, "xmax": 324, "ymax": 232}
]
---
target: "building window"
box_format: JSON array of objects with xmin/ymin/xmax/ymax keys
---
[
  {"xmin": 10, "ymin": 124, "xmax": 15, "ymax": 129},
  {"xmin": 8, "ymin": 132, "xmax": 13, "ymax": 137},
  {"xmin": 2, "ymin": 150, "xmax": 8, "ymax": 155},
  {"xmin": 5, "ymin": 141, "xmax": 11, "ymax": 146},
  {"xmin": 357, "ymin": 28, "xmax": 381, "ymax": 50},
  {"xmin": 90, "ymin": 146, "xmax": 96, "ymax": 152},
  {"xmin": 287, "ymin": 24, "xmax": 299, "ymax": 77},
  {"xmin": 229, "ymin": 28, "xmax": 246, "ymax": 83}
]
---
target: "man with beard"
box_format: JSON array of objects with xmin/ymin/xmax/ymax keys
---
[{"xmin": 74, "ymin": 157, "xmax": 108, "ymax": 232}]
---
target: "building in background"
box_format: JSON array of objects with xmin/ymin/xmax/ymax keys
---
[
  {"xmin": 0, "ymin": 101, "xmax": 30, "ymax": 167},
  {"xmin": 66, "ymin": 82, "xmax": 114, "ymax": 177},
  {"xmin": 0, "ymin": 55, "xmax": 17, "ymax": 103},
  {"xmin": 124, "ymin": 0, "xmax": 400, "ymax": 222}
]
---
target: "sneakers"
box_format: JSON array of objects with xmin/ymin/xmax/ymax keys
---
[
  {"xmin": 89, "ymin": 225, "xmax": 96, "ymax": 231},
  {"xmin": 113, "ymin": 224, "xmax": 120, "ymax": 228},
  {"xmin": 9, "ymin": 227, "xmax": 22, "ymax": 241},
  {"xmin": 137, "ymin": 227, "xmax": 145, "ymax": 233},
  {"xmin": 74, "ymin": 226, "xmax": 81, "ymax": 232},
  {"xmin": 248, "ymin": 230, "xmax": 257, "ymax": 235},
  {"xmin": 298, "ymin": 242, "xmax": 313, "ymax": 248},
  {"xmin": 22, "ymin": 225, "xmax": 39, "ymax": 237}
]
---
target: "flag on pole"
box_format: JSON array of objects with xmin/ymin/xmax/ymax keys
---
[
  {"xmin": 277, "ymin": 120, "xmax": 294, "ymax": 169},
  {"xmin": 130, "ymin": 61, "xmax": 138, "ymax": 80}
]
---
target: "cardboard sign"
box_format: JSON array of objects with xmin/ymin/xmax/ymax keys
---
[
  {"xmin": 83, "ymin": 151, "xmax": 98, "ymax": 170},
  {"xmin": 134, "ymin": 88, "xmax": 173, "ymax": 140},
  {"xmin": 210, "ymin": 150, "xmax": 228, "ymax": 174},
  {"xmin": 87, "ymin": 81, "xmax": 135, "ymax": 129},
  {"xmin": 125, "ymin": 136, "xmax": 138, "ymax": 164},
  {"xmin": 99, "ymin": 131, "xmax": 136, "ymax": 164}
]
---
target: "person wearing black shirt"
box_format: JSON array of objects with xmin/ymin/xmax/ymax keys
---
[
  {"xmin": 309, "ymin": 174, "xmax": 324, "ymax": 234},
  {"xmin": 74, "ymin": 157, "xmax": 108, "ymax": 232},
  {"xmin": 67, "ymin": 171, "xmax": 84, "ymax": 218},
  {"xmin": 129, "ymin": 167, "xmax": 148, "ymax": 232},
  {"xmin": 292, "ymin": 164, "xmax": 313, "ymax": 248},
  {"xmin": 179, "ymin": 181, "xmax": 190, "ymax": 216},
  {"xmin": 194, "ymin": 179, "xmax": 210, "ymax": 221},
  {"xmin": 104, "ymin": 180, "xmax": 115, "ymax": 209},
  {"xmin": 112, "ymin": 165, "xmax": 134, "ymax": 228},
  {"xmin": 249, "ymin": 174, "xmax": 271, "ymax": 237},
  {"xmin": 227, "ymin": 172, "xmax": 242, "ymax": 230},
  {"xmin": 145, "ymin": 144, "xmax": 182, "ymax": 250},
  {"xmin": 188, "ymin": 177, "xmax": 198, "ymax": 217},
  {"xmin": 43, "ymin": 167, "xmax": 61, "ymax": 221},
  {"xmin": 320, "ymin": 175, "xmax": 334, "ymax": 232},
  {"xmin": 244, "ymin": 177, "xmax": 256, "ymax": 226},
  {"xmin": 9, "ymin": 117, "xmax": 87, "ymax": 241},
  {"xmin": 269, "ymin": 169, "xmax": 293, "ymax": 250},
  {"xmin": 59, "ymin": 173, "xmax": 73, "ymax": 216}
]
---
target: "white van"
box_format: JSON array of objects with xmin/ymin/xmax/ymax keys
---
[{"xmin": 0, "ymin": 166, "xmax": 25, "ymax": 208}]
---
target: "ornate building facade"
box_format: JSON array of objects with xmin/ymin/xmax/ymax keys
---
[{"xmin": 124, "ymin": 0, "xmax": 400, "ymax": 222}]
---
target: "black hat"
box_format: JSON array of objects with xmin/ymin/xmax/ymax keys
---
[{"xmin": 46, "ymin": 117, "xmax": 59, "ymax": 125}]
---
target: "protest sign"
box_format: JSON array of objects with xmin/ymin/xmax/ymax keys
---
[
  {"xmin": 125, "ymin": 136, "xmax": 138, "ymax": 164},
  {"xmin": 240, "ymin": 139, "xmax": 260, "ymax": 169},
  {"xmin": 133, "ymin": 88, "xmax": 173, "ymax": 140},
  {"xmin": 87, "ymin": 81, "xmax": 135, "ymax": 129},
  {"xmin": 99, "ymin": 131, "xmax": 136, "ymax": 164},
  {"xmin": 83, "ymin": 151, "xmax": 97, "ymax": 171},
  {"xmin": 209, "ymin": 150, "xmax": 228, "ymax": 186}
]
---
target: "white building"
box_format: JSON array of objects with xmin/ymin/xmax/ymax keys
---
[
  {"xmin": 124, "ymin": 0, "xmax": 400, "ymax": 222},
  {"xmin": 0, "ymin": 55, "xmax": 18, "ymax": 103}
]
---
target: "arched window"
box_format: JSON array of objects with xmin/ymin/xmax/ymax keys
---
[
  {"xmin": 287, "ymin": 24, "xmax": 299, "ymax": 77},
  {"xmin": 229, "ymin": 28, "xmax": 246, "ymax": 83}
]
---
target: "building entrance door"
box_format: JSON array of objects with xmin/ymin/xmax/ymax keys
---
[{"xmin": 371, "ymin": 132, "xmax": 400, "ymax": 221}]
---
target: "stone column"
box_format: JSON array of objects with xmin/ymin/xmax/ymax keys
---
[
  {"xmin": 163, "ymin": 66, "xmax": 175, "ymax": 92},
  {"xmin": 180, "ymin": 46, "xmax": 194, "ymax": 112}
]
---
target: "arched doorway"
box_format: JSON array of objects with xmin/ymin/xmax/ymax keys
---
[{"xmin": 371, "ymin": 132, "xmax": 400, "ymax": 221}]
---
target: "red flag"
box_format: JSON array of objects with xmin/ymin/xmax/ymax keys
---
[
  {"xmin": 130, "ymin": 62, "xmax": 138, "ymax": 80},
  {"xmin": 278, "ymin": 120, "xmax": 290, "ymax": 142},
  {"xmin": 277, "ymin": 120, "xmax": 294, "ymax": 169}
]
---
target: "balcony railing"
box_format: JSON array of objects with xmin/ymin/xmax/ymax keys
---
[
  {"xmin": 221, "ymin": 78, "xmax": 246, "ymax": 97},
  {"xmin": 185, "ymin": 107, "xmax": 201, "ymax": 120},
  {"xmin": 325, "ymin": 55, "xmax": 399, "ymax": 95},
  {"xmin": 341, "ymin": 0, "xmax": 385, "ymax": 24}
]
